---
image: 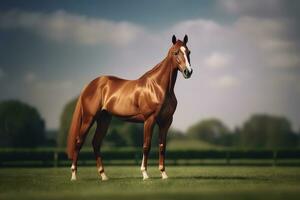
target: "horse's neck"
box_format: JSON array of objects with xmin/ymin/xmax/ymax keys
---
[{"xmin": 141, "ymin": 56, "xmax": 177, "ymax": 94}]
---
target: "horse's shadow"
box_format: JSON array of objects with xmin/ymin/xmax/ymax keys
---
[
  {"xmin": 82, "ymin": 176, "xmax": 142, "ymax": 181},
  {"xmin": 82, "ymin": 175, "xmax": 268, "ymax": 181}
]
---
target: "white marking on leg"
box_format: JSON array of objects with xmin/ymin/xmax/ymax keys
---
[
  {"xmin": 100, "ymin": 172, "xmax": 109, "ymax": 181},
  {"xmin": 142, "ymin": 170, "xmax": 149, "ymax": 180},
  {"xmin": 98, "ymin": 167, "xmax": 103, "ymax": 173},
  {"xmin": 141, "ymin": 155, "xmax": 149, "ymax": 180},
  {"xmin": 140, "ymin": 156, "xmax": 146, "ymax": 171},
  {"xmin": 161, "ymin": 171, "xmax": 168, "ymax": 179},
  {"xmin": 98, "ymin": 167, "xmax": 108, "ymax": 181},
  {"xmin": 71, "ymin": 164, "xmax": 76, "ymax": 170},
  {"xmin": 70, "ymin": 164, "xmax": 77, "ymax": 181},
  {"xmin": 71, "ymin": 171, "xmax": 77, "ymax": 181}
]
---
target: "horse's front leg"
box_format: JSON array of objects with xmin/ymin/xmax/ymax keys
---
[
  {"xmin": 158, "ymin": 118, "xmax": 172, "ymax": 179},
  {"xmin": 141, "ymin": 115, "xmax": 155, "ymax": 180}
]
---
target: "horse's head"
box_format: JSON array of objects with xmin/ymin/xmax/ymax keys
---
[{"xmin": 170, "ymin": 34, "xmax": 193, "ymax": 79}]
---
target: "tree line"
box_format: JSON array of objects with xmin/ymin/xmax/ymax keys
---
[
  {"xmin": 0, "ymin": 99, "xmax": 299, "ymax": 149},
  {"xmin": 186, "ymin": 117, "xmax": 298, "ymax": 149}
]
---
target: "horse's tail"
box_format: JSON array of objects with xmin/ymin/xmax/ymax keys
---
[{"xmin": 67, "ymin": 96, "xmax": 83, "ymax": 159}]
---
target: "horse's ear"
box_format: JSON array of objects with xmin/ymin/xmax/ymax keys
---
[
  {"xmin": 183, "ymin": 34, "xmax": 188, "ymax": 44},
  {"xmin": 172, "ymin": 35, "xmax": 177, "ymax": 45}
]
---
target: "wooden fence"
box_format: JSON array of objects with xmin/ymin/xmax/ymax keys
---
[{"xmin": 0, "ymin": 149, "xmax": 300, "ymax": 167}]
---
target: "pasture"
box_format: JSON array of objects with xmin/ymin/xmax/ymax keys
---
[{"xmin": 1, "ymin": 166, "xmax": 300, "ymax": 200}]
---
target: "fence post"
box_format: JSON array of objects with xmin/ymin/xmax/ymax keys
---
[
  {"xmin": 273, "ymin": 150, "xmax": 277, "ymax": 166},
  {"xmin": 226, "ymin": 151, "xmax": 231, "ymax": 165},
  {"xmin": 53, "ymin": 151, "xmax": 58, "ymax": 167},
  {"xmin": 134, "ymin": 153, "xmax": 140, "ymax": 165}
]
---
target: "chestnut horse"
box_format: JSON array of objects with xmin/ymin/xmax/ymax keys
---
[{"xmin": 67, "ymin": 35, "xmax": 193, "ymax": 181}]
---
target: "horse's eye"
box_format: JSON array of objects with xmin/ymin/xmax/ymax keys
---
[{"xmin": 174, "ymin": 51, "xmax": 179, "ymax": 56}]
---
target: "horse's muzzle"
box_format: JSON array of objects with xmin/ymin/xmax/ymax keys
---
[{"xmin": 183, "ymin": 68, "xmax": 193, "ymax": 79}]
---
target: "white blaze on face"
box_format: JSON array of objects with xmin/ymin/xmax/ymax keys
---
[{"xmin": 180, "ymin": 46, "xmax": 192, "ymax": 73}]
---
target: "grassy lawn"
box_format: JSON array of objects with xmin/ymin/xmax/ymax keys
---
[{"xmin": 1, "ymin": 166, "xmax": 300, "ymax": 200}]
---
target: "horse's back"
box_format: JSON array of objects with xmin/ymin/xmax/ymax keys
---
[
  {"xmin": 98, "ymin": 76, "xmax": 147, "ymax": 118},
  {"xmin": 79, "ymin": 74, "xmax": 158, "ymax": 120}
]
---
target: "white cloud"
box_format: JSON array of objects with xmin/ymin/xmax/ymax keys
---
[
  {"xmin": 24, "ymin": 71, "xmax": 73, "ymax": 90},
  {"xmin": 237, "ymin": 17, "xmax": 282, "ymax": 34},
  {"xmin": 60, "ymin": 80, "xmax": 73, "ymax": 89},
  {"xmin": 0, "ymin": 10, "xmax": 144, "ymax": 46},
  {"xmin": 203, "ymin": 52, "xmax": 232, "ymax": 69},
  {"xmin": 169, "ymin": 19, "xmax": 231, "ymax": 48},
  {"xmin": 218, "ymin": 0, "xmax": 282, "ymax": 17},
  {"xmin": 267, "ymin": 52, "xmax": 300, "ymax": 69},
  {"xmin": 211, "ymin": 75, "xmax": 239, "ymax": 88},
  {"xmin": 24, "ymin": 72, "xmax": 36, "ymax": 83},
  {"xmin": 35, "ymin": 79, "xmax": 73, "ymax": 90},
  {"xmin": 234, "ymin": 16, "xmax": 300, "ymax": 69}
]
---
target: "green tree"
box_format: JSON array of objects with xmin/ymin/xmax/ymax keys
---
[
  {"xmin": 231, "ymin": 127, "xmax": 241, "ymax": 146},
  {"xmin": 58, "ymin": 97, "xmax": 78, "ymax": 147},
  {"xmin": 298, "ymin": 129, "xmax": 300, "ymax": 147},
  {"xmin": 118, "ymin": 123, "xmax": 143, "ymax": 147},
  {"xmin": 0, "ymin": 100, "xmax": 45, "ymax": 147},
  {"xmin": 167, "ymin": 127, "xmax": 185, "ymax": 141},
  {"xmin": 186, "ymin": 118, "xmax": 231, "ymax": 145},
  {"xmin": 240, "ymin": 114, "xmax": 297, "ymax": 149},
  {"xmin": 105, "ymin": 128, "xmax": 127, "ymax": 147}
]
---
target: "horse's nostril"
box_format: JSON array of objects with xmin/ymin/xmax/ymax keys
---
[{"xmin": 184, "ymin": 69, "xmax": 188, "ymax": 75}]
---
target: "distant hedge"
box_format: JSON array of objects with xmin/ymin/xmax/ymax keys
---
[{"xmin": 0, "ymin": 149, "xmax": 300, "ymax": 167}]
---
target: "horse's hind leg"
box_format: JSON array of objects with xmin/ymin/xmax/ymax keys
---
[
  {"xmin": 71, "ymin": 115, "xmax": 94, "ymax": 181},
  {"xmin": 92, "ymin": 111, "xmax": 111, "ymax": 181}
]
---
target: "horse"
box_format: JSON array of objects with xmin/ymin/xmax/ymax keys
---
[{"xmin": 67, "ymin": 34, "xmax": 193, "ymax": 181}]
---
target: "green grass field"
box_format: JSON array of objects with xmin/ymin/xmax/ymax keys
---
[{"xmin": 1, "ymin": 166, "xmax": 300, "ymax": 200}]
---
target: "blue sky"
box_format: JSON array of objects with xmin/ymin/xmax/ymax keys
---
[
  {"xmin": 0, "ymin": 0, "xmax": 227, "ymax": 26},
  {"xmin": 0, "ymin": 0, "xmax": 299, "ymax": 131}
]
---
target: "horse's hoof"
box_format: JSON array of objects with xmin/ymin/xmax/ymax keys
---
[
  {"xmin": 161, "ymin": 171, "xmax": 168, "ymax": 179},
  {"xmin": 71, "ymin": 172, "xmax": 77, "ymax": 181},
  {"xmin": 142, "ymin": 171, "xmax": 149, "ymax": 180},
  {"xmin": 100, "ymin": 173, "xmax": 109, "ymax": 181}
]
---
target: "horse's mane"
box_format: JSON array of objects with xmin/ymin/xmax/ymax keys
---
[{"xmin": 139, "ymin": 58, "xmax": 167, "ymax": 80}]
